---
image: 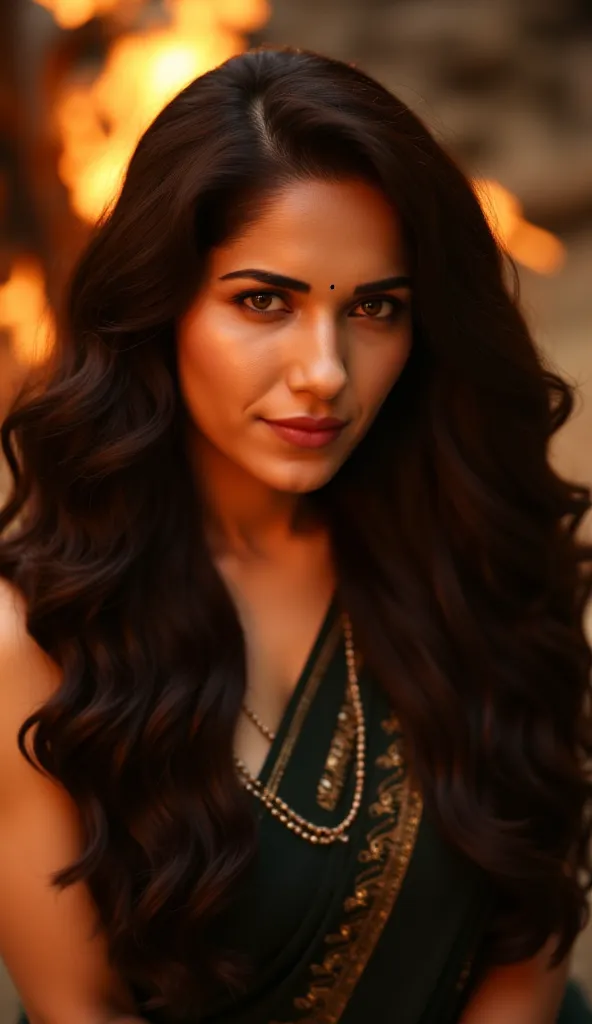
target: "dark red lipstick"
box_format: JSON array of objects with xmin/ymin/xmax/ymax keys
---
[{"xmin": 263, "ymin": 415, "xmax": 347, "ymax": 449}]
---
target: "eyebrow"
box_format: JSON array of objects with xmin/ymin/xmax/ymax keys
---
[{"xmin": 218, "ymin": 268, "xmax": 411, "ymax": 295}]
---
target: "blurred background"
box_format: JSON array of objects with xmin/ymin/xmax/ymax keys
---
[{"xmin": 0, "ymin": 0, "xmax": 591, "ymax": 1017}]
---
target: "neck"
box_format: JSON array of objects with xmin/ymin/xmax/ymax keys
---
[{"xmin": 191, "ymin": 432, "xmax": 320, "ymax": 561}]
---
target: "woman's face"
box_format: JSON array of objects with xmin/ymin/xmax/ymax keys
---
[{"xmin": 177, "ymin": 177, "xmax": 412, "ymax": 494}]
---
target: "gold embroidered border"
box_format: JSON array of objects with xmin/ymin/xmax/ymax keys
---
[
  {"xmin": 272, "ymin": 716, "xmax": 423, "ymax": 1024},
  {"xmin": 266, "ymin": 618, "xmax": 343, "ymax": 799},
  {"xmin": 316, "ymin": 695, "xmax": 357, "ymax": 811}
]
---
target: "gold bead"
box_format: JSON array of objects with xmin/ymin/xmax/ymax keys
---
[{"xmin": 234, "ymin": 611, "xmax": 369, "ymax": 847}]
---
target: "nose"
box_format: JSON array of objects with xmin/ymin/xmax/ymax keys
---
[{"xmin": 285, "ymin": 316, "xmax": 348, "ymax": 401}]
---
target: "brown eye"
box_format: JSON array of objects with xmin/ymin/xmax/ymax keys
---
[
  {"xmin": 359, "ymin": 299, "xmax": 390, "ymax": 318},
  {"xmin": 248, "ymin": 293, "xmax": 274, "ymax": 311},
  {"xmin": 350, "ymin": 296, "xmax": 405, "ymax": 321},
  {"xmin": 233, "ymin": 290, "xmax": 288, "ymax": 314}
]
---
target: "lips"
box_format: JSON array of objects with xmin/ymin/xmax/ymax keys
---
[
  {"xmin": 262, "ymin": 416, "xmax": 347, "ymax": 450},
  {"xmin": 266, "ymin": 416, "xmax": 346, "ymax": 431}
]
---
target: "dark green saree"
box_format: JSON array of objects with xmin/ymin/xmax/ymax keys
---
[
  {"xmin": 198, "ymin": 602, "xmax": 492, "ymax": 1024},
  {"xmin": 15, "ymin": 600, "xmax": 592, "ymax": 1023}
]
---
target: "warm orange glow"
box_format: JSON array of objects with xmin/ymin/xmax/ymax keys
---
[
  {"xmin": 475, "ymin": 178, "xmax": 565, "ymax": 275},
  {"xmin": 51, "ymin": 0, "xmax": 270, "ymax": 223},
  {"xmin": 0, "ymin": 258, "xmax": 56, "ymax": 366},
  {"xmin": 33, "ymin": 0, "xmax": 125, "ymax": 29},
  {"xmin": 32, "ymin": 3, "xmax": 562, "ymax": 279}
]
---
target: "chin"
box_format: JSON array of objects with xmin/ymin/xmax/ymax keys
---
[{"xmin": 262, "ymin": 460, "xmax": 343, "ymax": 495}]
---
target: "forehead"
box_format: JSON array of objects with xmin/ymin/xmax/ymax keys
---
[{"xmin": 209, "ymin": 178, "xmax": 406, "ymax": 283}]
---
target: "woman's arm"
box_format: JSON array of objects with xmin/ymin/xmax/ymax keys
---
[
  {"xmin": 459, "ymin": 936, "xmax": 571, "ymax": 1024},
  {"xmin": 0, "ymin": 580, "xmax": 141, "ymax": 1024}
]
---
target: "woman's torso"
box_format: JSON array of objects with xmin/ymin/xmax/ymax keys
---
[
  {"xmin": 16, "ymin": 598, "xmax": 592, "ymax": 1023},
  {"xmin": 134, "ymin": 599, "xmax": 495, "ymax": 1023}
]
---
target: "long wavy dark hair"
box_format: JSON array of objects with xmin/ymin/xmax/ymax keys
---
[{"xmin": 1, "ymin": 44, "xmax": 591, "ymax": 1019}]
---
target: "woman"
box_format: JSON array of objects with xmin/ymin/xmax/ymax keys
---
[{"xmin": 0, "ymin": 45, "xmax": 591, "ymax": 1024}]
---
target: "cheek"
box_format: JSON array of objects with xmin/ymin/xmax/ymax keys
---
[
  {"xmin": 181, "ymin": 297, "xmax": 287, "ymax": 379},
  {"xmin": 177, "ymin": 312, "xmax": 233, "ymax": 390},
  {"xmin": 176, "ymin": 309, "xmax": 258, "ymax": 420}
]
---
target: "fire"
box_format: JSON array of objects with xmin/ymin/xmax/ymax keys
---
[
  {"xmin": 44, "ymin": 0, "xmax": 271, "ymax": 223},
  {"xmin": 475, "ymin": 178, "xmax": 565, "ymax": 275},
  {"xmin": 34, "ymin": 1, "xmax": 563, "ymax": 277},
  {"xmin": 33, "ymin": 0, "xmax": 127, "ymax": 29},
  {"xmin": 0, "ymin": 258, "xmax": 56, "ymax": 366}
]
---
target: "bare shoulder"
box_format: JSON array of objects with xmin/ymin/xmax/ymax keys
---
[
  {"xmin": 0, "ymin": 577, "xmax": 62, "ymax": 803},
  {"xmin": 0, "ymin": 575, "xmax": 138, "ymax": 1022},
  {"xmin": 0, "ymin": 573, "xmax": 28, "ymax": 646},
  {"xmin": 0, "ymin": 575, "xmax": 61, "ymax": 691}
]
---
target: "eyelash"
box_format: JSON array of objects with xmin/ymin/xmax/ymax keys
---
[{"xmin": 230, "ymin": 289, "xmax": 406, "ymax": 322}]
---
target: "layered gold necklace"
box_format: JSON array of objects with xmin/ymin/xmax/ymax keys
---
[{"xmin": 234, "ymin": 613, "xmax": 365, "ymax": 846}]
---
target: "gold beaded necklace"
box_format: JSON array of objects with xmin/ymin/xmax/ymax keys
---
[
  {"xmin": 234, "ymin": 613, "xmax": 365, "ymax": 845},
  {"xmin": 241, "ymin": 702, "xmax": 277, "ymax": 742}
]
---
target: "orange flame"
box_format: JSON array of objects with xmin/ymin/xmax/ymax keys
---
[
  {"xmin": 32, "ymin": 1, "xmax": 565, "ymax": 280},
  {"xmin": 48, "ymin": 0, "xmax": 270, "ymax": 223},
  {"xmin": 33, "ymin": 0, "xmax": 128, "ymax": 29},
  {"xmin": 474, "ymin": 178, "xmax": 565, "ymax": 275},
  {"xmin": 0, "ymin": 258, "xmax": 56, "ymax": 366}
]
